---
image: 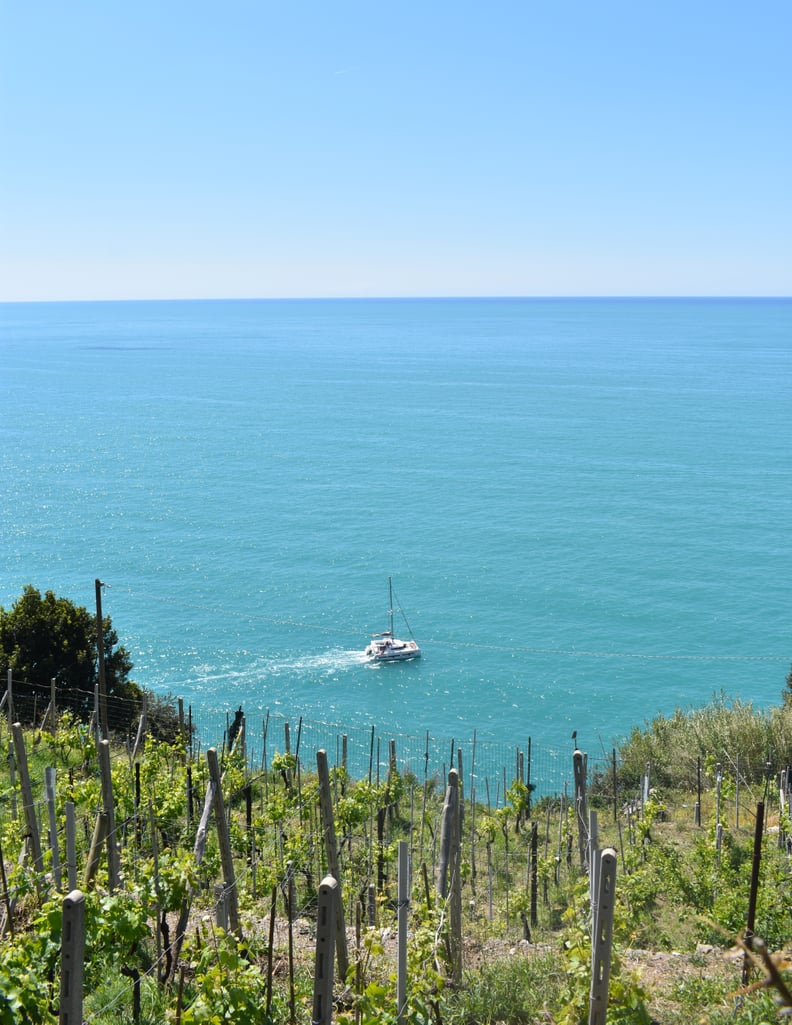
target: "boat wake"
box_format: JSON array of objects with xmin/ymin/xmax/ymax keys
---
[{"xmin": 260, "ymin": 648, "xmax": 368, "ymax": 676}]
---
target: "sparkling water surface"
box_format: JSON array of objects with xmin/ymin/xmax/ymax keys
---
[{"xmin": 1, "ymin": 298, "xmax": 790, "ymax": 772}]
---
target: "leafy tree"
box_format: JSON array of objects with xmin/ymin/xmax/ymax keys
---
[{"xmin": 0, "ymin": 584, "xmax": 140, "ymax": 731}]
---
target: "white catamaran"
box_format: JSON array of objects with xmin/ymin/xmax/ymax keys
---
[{"xmin": 364, "ymin": 578, "xmax": 421, "ymax": 662}]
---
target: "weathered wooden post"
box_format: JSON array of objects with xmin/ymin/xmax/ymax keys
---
[
  {"xmin": 715, "ymin": 762, "xmax": 723, "ymax": 869},
  {"xmin": 530, "ymin": 821, "xmax": 539, "ymax": 928},
  {"xmin": 316, "ymin": 749, "xmax": 349, "ymax": 981},
  {"xmin": 7, "ymin": 740, "xmax": 17, "ymax": 821},
  {"xmin": 45, "ymin": 767, "xmax": 62, "ymax": 890},
  {"xmin": 95, "ymin": 579, "xmax": 109, "ymax": 741},
  {"xmin": 98, "ymin": 739, "xmax": 121, "ymax": 891},
  {"xmin": 437, "ymin": 769, "xmax": 459, "ymax": 898},
  {"xmin": 573, "ymin": 749, "xmax": 589, "ymax": 870},
  {"xmin": 84, "ymin": 812, "xmax": 108, "ymax": 889},
  {"xmin": 612, "ymin": 749, "xmax": 618, "ymax": 823},
  {"xmin": 206, "ymin": 747, "xmax": 240, "ymax": 936},
  {"xmin": 50, "ymin": 678, "xmax": 57, "ymax": 733},
  {"xmin": 178, "ymin": 697, "xmax": 185, "ymax": 752},
  {"xmin": 214, "ymin": 883, "xmax": 229, "ymax": 930},
  {"xmin": 65, "ymin": 801, "xmax": 77, "ymax": 891},
  {"xmin": 168, "ymin": 776, "xmax": 216, "ymax": 982},
  {"xmin": 742, "ymin": 801, "xmax": 766, "ymax": 988},
  {"xmin": 589, "ymin": 848, "xmax": 617, "ymax": 1025},
  {"xmin": 588, "ymin": 810, "xmax": 600, "ymax": 910},
  {"xmin": 131, "ymin": 691, "xmax": 147, "ymax": 762},
  {"xmin": 397, "ymin": 839, "xmax": 409, "ymax": 1023},
  {"xmin": 437, "ymin": 768, "xmax": 462, "ymax": 982},
  {"xmin": 6, "ymin": 668, "xmax": 15, "ymax": 725},
  {"xmin": 60, "ymin": 889, "xmax": 85, "ymax": 1025},
  {"xmin": 0, "ymin": 835, "xmax": 13, "ymax": 935},
  {"xmin": 641, "ymin": 763, "xmax": 650, "ymax": 814},
  {"xmin": 312, "ymin": 875, "xmax": 338, "ymax": 1025},
  {"xmin": 11, "ymin": 723, "xmax": 44, "ymax": 887}
]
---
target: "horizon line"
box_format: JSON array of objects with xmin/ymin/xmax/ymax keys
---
[{"xmin": 2, "ymin": 293, "xmax": 791, "ymax": 306}]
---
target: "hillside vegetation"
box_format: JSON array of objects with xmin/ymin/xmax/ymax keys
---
[{"xmin": 1, "ymin": 690, "xmax": 792, "ymax": 1024}]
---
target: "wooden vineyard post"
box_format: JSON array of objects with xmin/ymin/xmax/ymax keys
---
[
  {"xmin": 206, "ymin": 747, "xmax": 240, "ymax": 936},
  {"xmin": 588, "ymin": 810, "xmax": 600, "ymax": 909},
  {"xmin": 0, "ymin": 838, "xmax": 14, "ymax": 936},
  {"xmin": 742, "ymin": 801, "xmax": 766, "ymax": 987},
  {"xmin": 178, "ymin": 697, "xmax": 185, "ymax": 753},
  {"xmin": 312, "ymin": 875, "xmax": 337, "ymax": 1025},
  {"xmin": 715, "ymin": 763, "xmax": 723, "ymax": 869},
  {"xmin": 437, "ymin": 769, "xmax": 459, "ymax": 898},
  {"xmin": 316, "ymin": 749, "xmax": 349, "ymax": 982},
  {"xmin": 11, "ymin": 723, "xmax": 44, "ymax": 890},
  {"xmin": 437, "ymin": 768, "xmax": 462, "ymax": 983},
  {"xmin": 60, "ymin": 889, "xmax": 85, "ymax": 1025},
  {"xmin": 84, "ymin": 812, "xmax": 108, "ymax": 889},
  {"xmin": 95, "ymin": 579, "xmax": 109, "ymax": 742},
  {"xmin": 589, "ymin": 848, "xmax": 617, "ymax": 1025},
  {"xmin": 65, "ymin": 801, "xmax": 77, "ymax": 891},
  {"xmin": 6, "ymin": 668, "xmax": 15, "ymax": 726},
  {"xmin": 7, "ymin": 740, "xmax": 17, "ymax": 821},
  {"xmin": 168, "ymin": 775, "xmax": 217, "ymax": 982},
  {"xmin": 131, "ymin": 691, "xmax": 147, "ymax": 762},
  {"xmin": 45, "ymin": 767, "xmax": 62, "ymax": 891},
  {"xmin": 573, "ymin": 749, "xmax": 589, "ymax": 870},
  {"xmin": 530, "ymin": 821, "xmax": 538, "ymax": 929},
  {"xmin": 612, "ymin": 749, "xmax": 618, "ymax": 823},
  {"xmin": 397, "ymin": 839, "xmax": 409, "ymax": 1024},
  {"xmin": 98, "ymin": 739, "xmax": 121, "ymax": 891}
]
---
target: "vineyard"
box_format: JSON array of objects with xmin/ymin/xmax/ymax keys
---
[{"xmin": 1, "ymin": 686, "xmax": 792, "ymax": 1024}]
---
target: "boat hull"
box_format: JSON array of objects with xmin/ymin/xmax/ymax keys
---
[{"xmin": 365, "ymin": 638, "xmax": 421, "ymax": 662}]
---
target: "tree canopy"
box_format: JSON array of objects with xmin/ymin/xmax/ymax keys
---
[{"xmin": 0, "ymin": 585, "xmax": 140, "ymax": 731}]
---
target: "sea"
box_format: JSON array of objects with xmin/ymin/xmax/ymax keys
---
[{"xmin": 1, "ymin": 298, "xmax": 790, "ymax": 789}]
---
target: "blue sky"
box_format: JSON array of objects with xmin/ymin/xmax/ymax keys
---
[{"xmin": 1, "ymin": 2, "xmax": 790, "ymax": 300}]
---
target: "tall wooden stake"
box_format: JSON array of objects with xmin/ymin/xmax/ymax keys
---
[
  {"xmin": 397, "ymin": 840, "xmax": 409, "ymax": 1023},
  {"xmin": 95, "ymin": 579, "xmax": 109, "ymax": 741},
  {"xmin": 316, "ymin": 749, "xmax": 349, "ymax": 981},
  {"xmin": 45, "ymin": 767, "xmax": 62, "ymax": 890},
  {"xmin": 98, "ymin": 739, "xmax": 121, "ymax": 891},
  {"xmin": 573, "ymin": 749, "xmax": 589, "ymax": 870},
  {"xmin": 742, "ymin": 801, "xmax": 765, "ymax": 987},
  {"xmin": 206, "ymin": 747, "xmax": 240, "ymax": 936},
  {"xmin": 11, "ymin": 723, "xmax": 44, "ymax": 889},
  {"xmin": 312, "ymin": 875, "xmax": 338, "ymax": 1025},
  {"xmin": 60, "ymin": 890, "xmax": 85, "ymax": 1025},
  {"xmin": 589, "ymin": 849, "xmax": 617, "ymax": 1025}
]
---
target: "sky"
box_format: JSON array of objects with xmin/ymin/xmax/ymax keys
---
[{"xmin": 1, "ymin": 2, "xmax": 790, "ymax": 301}]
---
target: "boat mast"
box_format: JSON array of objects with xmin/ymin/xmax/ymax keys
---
[{"xmin": 388, "ymin": 577, "xmax": 394, "ymax": 636}]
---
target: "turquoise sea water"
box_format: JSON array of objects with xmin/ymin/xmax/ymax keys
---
[{"xmin": 1, "ymin": 298, "xmax": 790, "ymax": 777}]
